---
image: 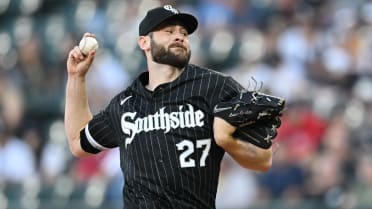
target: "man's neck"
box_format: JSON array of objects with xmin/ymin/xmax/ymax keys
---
[{"xmin": 146, "ymin": 61, "xmax": 184, "ymax": 91}]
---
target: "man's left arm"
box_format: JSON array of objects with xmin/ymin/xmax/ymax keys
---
[
  {"xmin": 210, "ymin": 75, "xmax": 285, "ymax": 171},
  {"xmin": 213, "ymin": 117, "xmax": 273, "ymax": 172}
]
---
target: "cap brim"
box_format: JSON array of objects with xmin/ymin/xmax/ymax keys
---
[
  {"xmin": 144, "ymin": 13, "xmax": 198, "ymax": 36},
  {"xmin": 162, "ymin": 13, "xmax": 198, "ymax": 35}
]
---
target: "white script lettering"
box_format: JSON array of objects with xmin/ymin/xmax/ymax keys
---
[{"xmin": 121, "ymin": 104, "xmax": 205, "ymax": 147}]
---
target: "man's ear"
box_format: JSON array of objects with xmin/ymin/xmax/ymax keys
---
[{"xmin": 138, "ymin": 36, "xmax": 150, "ymax": 51}]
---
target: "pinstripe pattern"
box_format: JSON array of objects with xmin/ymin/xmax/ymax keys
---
[{"xmin": 82, "ymin": 64, "xmax": 244, "ymax": 209}]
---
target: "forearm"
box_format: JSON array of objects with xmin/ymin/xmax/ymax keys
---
[
  {"xmin": 64, "ymin": 76, "xmax": 93, "ymax": 156},
  {"xmin": 220, "ymin": 138, "xmax": 272, "ymax": 171},
  {"xmin": 214, "ymin": 117, "xmax": 273, "ymax": 172}
]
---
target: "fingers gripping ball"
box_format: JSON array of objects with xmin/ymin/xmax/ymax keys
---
[{"xmin": 79, "ymin": 36, "xmax": 99, "ymax": 55}]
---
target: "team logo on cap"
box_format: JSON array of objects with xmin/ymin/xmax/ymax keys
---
[{"xmin": 163, "ymin": 5, "xmax": 179, "ymax": 14}]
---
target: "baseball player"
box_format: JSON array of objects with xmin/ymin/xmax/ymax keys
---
[{"xmin": 65, "ymin": 5, "xmax": 285, "ymax": 209}]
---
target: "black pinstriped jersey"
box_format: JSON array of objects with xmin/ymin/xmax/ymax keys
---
[{"xmin": 80, "ymin": 64, "xmax": 244, "ymax": 209}]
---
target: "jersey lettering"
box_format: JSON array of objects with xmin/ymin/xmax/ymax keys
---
[{"xmin": 121, "ymin": 104, "xmax": 205, "ymax": 147}]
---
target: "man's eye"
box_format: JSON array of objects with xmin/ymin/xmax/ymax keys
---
[{"xmin": 165, "ymin": 30, "xmax": 173, "ymax": 34}]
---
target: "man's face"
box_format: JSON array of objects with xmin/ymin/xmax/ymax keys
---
[{"xmin": 149, "ymin": 24, "xmax": 191, "ymax": 69}]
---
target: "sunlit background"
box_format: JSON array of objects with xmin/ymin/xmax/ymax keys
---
[{"xmin": 1, "ymin": 0, "xmax": 372, "ymax": 209}]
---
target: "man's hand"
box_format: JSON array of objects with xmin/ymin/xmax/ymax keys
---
[{"xmin": 67, "ymin": 33, "xmax": 97, "ymax": 77}]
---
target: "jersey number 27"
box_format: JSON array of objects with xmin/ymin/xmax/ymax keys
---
[{"xmin": 176, "ymin": 139, "xmax": 211, "ymax": 168}]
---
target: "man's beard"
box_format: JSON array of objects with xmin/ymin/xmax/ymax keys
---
[{"xmin": 150, "ymin": 38, "xmax": 191, "ymax": 69}]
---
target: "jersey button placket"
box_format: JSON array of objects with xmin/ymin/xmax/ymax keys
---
[{"xmin": 153, "ymin": 87, "xmax": 163, "ymax": 98}]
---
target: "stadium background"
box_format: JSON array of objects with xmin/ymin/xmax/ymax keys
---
[{"xmin": 1, "ymin": 0, "xmax": 372, "ymax": 208}]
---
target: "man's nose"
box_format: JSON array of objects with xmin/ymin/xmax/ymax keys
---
[{"xmin": 173, "ymin": 32, "xmax": 185, "ymax": 42}]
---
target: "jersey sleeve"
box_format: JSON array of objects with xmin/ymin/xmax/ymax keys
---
[
  {"xmin": 217, "ymin": 75, "xmax": 245, "ymax": 103},
  {"xmin": 80, "ymin": 98, "xmax": 121, "ymax": 154}
]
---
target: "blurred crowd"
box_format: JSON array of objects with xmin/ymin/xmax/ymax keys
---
[{"xmin": 1, "ymin": 0, "xmax": 372, "ymax": 209}]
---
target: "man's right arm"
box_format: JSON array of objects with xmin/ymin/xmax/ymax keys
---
[
  {"xmin": 65, "ymin": 75, "xmax": 93, "ymax": 157},
  {"xmin": 65, "ymin": 33, "xmax": 97, "ymax": 157}
]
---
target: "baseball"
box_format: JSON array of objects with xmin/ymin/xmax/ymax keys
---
[{"xmin": 79, "ymin": 36, "xmax": 99, "ymax": 55}]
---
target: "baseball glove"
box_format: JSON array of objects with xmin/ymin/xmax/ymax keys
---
[
  {"xmin": 213, "ymin": 90, "xmax": 285, "ymax": 128},
  {"xmin": 232, "ymin": 116, "xmax": 281, "ymax": 149}
]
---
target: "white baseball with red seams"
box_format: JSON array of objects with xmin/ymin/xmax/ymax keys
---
[{"xmin": 79, "ymin": 36, "xmax": 99, "ymax": 55}]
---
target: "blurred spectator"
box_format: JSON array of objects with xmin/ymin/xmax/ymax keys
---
[
  {"xmin": 350, "ymin": 154, "xmax": 372, "ymax": 208},
  {"xmin": 276, "ymin": 101, "xmax": 327, "ymax": 163},
  {"xmin": 258, "ymin": 143, "xmax": 305, "ymax": 208},
  {"xmin": 321, "ymin": 111, "xmax": 354, "ymax": 178},
  {"xmin": 0, "ymin": 116, "xmax": 37, "ymax": 188},
  {"xmin": 101, "ymin": 148, "xmax": 123, "ymax": 209},
  {"xmin": 40, "ymin": 121, "xmax": 70, "ymax": 185},
  {"xmin": 305, "ymin": 151, "xmax": 347, "ymax": 208},
  {"xmin": 86, "ymin": 49, "xmax": 131, "ymax": 113},
  {"xmin": 216, "ymin": 155, "xmax": 258, "ymax": 209},
  {"xmin": 15, "ymin": 36, "xmax": 65, "ymax": 118},
  {"xmin": 0, "ymin": 74, "xmax": 24, "ymax": 132},
  {"xmin": 196, "ymin": 0, "xmax": 232, "ymax": 29}
]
